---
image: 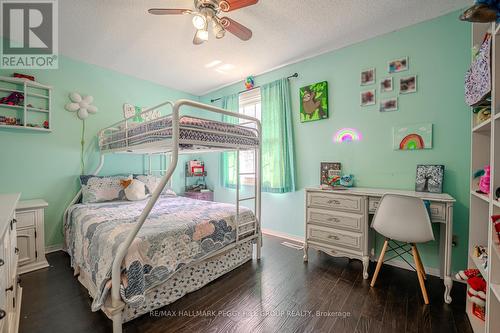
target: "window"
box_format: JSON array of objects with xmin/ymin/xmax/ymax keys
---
[{"xmin": 238, "ymin": 88, "xmax": 261, "ymax": 185}]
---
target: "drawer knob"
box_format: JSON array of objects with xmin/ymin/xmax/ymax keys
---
[
  {"xmin": 328, "ymin": 235, "xmax": 340, "ymax": 240},
  {"xmin": 14, "ymin": 247, "xmax": 19, "ymax": 254},
  {"xmin": 0, "ymin": 259, "xmax": 4, "ymax": 267},
  {"xmin": 327, "ymin": 217, "xmax": 340, "ymax": 223},
  {"xmin": 327, "ymin": 199, "xmax": 340, "ymax": 205},
  {"xmin": 5, "ymin": 285, "xmax": 13, "ymax": 292},
  {"xmin": 0, "ymin": 309, "xmax": 5, "ymax": 320}
]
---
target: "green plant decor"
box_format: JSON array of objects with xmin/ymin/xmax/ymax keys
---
[{"xmin": 299, "ymin": 81, "xmax": 329, "ymax": 123}]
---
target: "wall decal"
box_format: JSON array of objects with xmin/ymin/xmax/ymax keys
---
[
  {"xmin": 65, "ymin": 92, "xmax": 98, "ymax": 120},
  {"xmin": 300, "ymin": 81, "xmax": 328, "ymax": 122}
]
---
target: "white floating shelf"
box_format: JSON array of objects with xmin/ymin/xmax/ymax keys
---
[
  {"xmin": 0, "ymin": 124, "xmax": 51, "ymax": 132},
  {"xmin": 471, "ymin": 190, "xmax": 491, "ymax": 204},
  {"xmin": 470, "ymin": 252, "xmax": 488, "ymax": 279},
  {"xmin": 473, "ymin": 119, "xmax": 491, "ymax": 133}
]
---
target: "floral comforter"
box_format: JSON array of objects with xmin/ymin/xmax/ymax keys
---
[{"xmin": 64, "ymin": 196, "xmax": 256, "ymax": 311}]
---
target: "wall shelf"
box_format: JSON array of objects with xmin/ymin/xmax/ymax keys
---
[
  {"xmin": 473, "ymin": 119, "xmax": 492, "ymax": 133},
  {"xmin": 471, "ymin": 190, "xmax": 491, "ymax": 204},
  {"xmin": 0, "ymin": 76, "xmax": 52, "ymax": 132},
  {"xmin": 469, "ymin": 252, "xmax": 488, "ymax": 279}
]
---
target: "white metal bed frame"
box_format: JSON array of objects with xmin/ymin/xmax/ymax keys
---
[{"xmin": 63, "ymin": 99, "xmax": 262, "ymax": 333}]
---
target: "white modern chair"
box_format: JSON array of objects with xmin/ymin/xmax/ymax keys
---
[{"xmin": 369, "ymin": 194, "xmax": 435, "ymax": 304}]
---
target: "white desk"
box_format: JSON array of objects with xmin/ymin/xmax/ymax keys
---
[{"xmin": 303, "ymin": 186, "xmax": 455, "ymax": 304}]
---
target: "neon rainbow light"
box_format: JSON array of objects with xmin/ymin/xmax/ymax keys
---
[{"xmin": 334, "ymin": 128, "xmax": 362, "ymax": 143}]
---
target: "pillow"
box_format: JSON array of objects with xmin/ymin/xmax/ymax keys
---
[
  {"xmin": 135, "ymin": 175, "xmax": 176, "ymax": 197},
  {"xmin": 80, "ymin": 174, "xmax": 131, "ymax": 204},
  {"xmin": 122, "ymin": 179, "xmax": 148, "ymax": 201}
]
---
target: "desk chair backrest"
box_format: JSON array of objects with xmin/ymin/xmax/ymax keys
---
[{"xmin": 371, "ymin": 194, "xmax": 434, "ymax": 243}]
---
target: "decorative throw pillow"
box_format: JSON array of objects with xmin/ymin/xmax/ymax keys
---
[
  {"xmin": 122, "ymin": 179, "xmax": 148, "ymax": 201},
  {"xmin": 80, "ymin": 174, "xmax": 131, "ymax": 204},
  {"xmin": 135, "ymin": 175, "xmax": 177, "ymax": 197}
]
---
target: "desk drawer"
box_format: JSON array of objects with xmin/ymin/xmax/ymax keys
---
[
  {"xmin": 429, "ymin": 202, "xmax": 446, "ymax": 221},
  {"xmin": 307, "ymin": 192, "xmax": 363, "ymax": 213},
  {"xmin": 307, "ymin": 208, "xmax": 363, "ymax": 232},
  {"xmin": 368, "ymin": 198, "xmax": 446, "ymax": 221},
  {"xmin": 307, "ymin": 224, "xmax": 362, "ymax": 251}
]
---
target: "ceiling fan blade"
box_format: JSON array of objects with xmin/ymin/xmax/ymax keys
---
[
  {"xmin": 219, "ymin": 0, "xmax": 258, "ymax": 12},
  {"xmin": 148, "ymin": 8, "xmax": 191, "ymax": 15},
  {"xmin": 220, "ymin": 17, "xmax": 252, "ymax": 41}
]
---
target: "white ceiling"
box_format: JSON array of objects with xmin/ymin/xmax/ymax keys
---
[{"xmin": 57, "ymin": 0, "xmax": 469, "ymax": 95}]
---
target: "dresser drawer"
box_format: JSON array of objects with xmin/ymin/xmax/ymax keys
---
[
  {"xmin": 307, "ymin": 192, "xmax": 363, "ymax": 213},
  {"xmin": 15, "ymin": 210, "xmax": 36, "ymax": 229},
  {"xmin": 307, "ymin": 224, "xmax": 362, "ymax": 251},
  {"xmin": 307, "ymin": 208, "xmax": 363, "ymax": 232}
]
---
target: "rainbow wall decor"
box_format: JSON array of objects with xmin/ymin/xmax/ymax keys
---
[
  {"xmin": 393, "ymin": 123, "xmax": 433, "ymax": 150},
  {"xmin": 334, "ymin": 128, "xmax": 362, "ymax": 143}
]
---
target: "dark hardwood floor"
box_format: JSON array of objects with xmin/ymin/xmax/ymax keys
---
[{"xmin": 20, "ymin": 235, "xmax": 473, "ymax": 333}]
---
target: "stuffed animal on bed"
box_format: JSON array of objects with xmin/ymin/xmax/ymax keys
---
[{"xmin": 120, "ymin": 179, "xmax": 148, "ymax": 201}]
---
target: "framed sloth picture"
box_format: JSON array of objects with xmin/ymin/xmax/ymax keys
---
[{"xmin": 300, "ymin": 81, "xmax": 328, "ymax": 123}]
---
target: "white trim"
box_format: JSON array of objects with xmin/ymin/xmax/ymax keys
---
[
  {"xmin": 262, "ymin": 228, "xmax": 303, "ymax": 244},
  {"xmin": 45, "ymin": 244, "xmax": 63, "ymax": 254}
]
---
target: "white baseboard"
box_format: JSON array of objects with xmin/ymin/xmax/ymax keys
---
[
  {"xmin": 45, "ymin": 244, "xmax": 63, "ymax": 254},
  {"xmin": 261, "ymin": 228, "xmax": 304, "ymax": 244}
]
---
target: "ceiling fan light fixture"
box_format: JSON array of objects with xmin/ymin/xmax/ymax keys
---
[
  {"xmin": 192, "ymin": 14, "xmax": 207, "ymax": 30},
  {"xmin": 212, "ymin": 20, "xmax": 226, "ymax": 39}
]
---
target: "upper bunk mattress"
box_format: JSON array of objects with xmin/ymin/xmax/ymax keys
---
[
  {"xmin": 100, "ymin": 115, "xmax": 259, "ymax": 151},
  {"xmin": 64, "ymin": 196, "xmax": 257, "ymax": 311}
]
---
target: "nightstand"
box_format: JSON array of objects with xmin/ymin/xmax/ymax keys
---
[{"xmin": 15, "ymin": 199, "xmax": 49, "ymax": 274}]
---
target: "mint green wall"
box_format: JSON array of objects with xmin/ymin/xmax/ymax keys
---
[
  {"xmin": 0, "ymin": 56, "xmax": 199, "ymax": 247},
  {"xmin": 201, "ymin": 12, "xmax": 471, "ymax": 273}
]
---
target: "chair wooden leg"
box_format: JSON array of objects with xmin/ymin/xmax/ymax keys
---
[
  {"xmin": 412, "ymin": 245, "xmax": 429, "ymax": 304},
  {"xmin": 413, "ymin": 244, "xmax": 427, "ymax": 280},
  {"xmin": 370, "ymin": 240, "xmax": 389, "ymax": 287}
]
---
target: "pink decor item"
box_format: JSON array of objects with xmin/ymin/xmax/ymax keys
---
[{"xmin": 478, "ymin": 165, "xmax": 491, "ymax": 194}]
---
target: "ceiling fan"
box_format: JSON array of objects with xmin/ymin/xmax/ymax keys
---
[{"xmin": 148, "ymin": 0, "xmax": 258, "ymax": 45}]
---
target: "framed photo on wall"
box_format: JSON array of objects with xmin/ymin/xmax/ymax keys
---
[{"xmin": 415, "ymin": 164, "xmax": 444, "ymax": 193}]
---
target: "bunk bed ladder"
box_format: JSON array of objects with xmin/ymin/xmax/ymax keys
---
[{"xmin": 235, "ymin": 148, "xmax": 258, "ymax": 243}]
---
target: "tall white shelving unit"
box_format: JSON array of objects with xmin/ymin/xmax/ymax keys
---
[{"xmin": 468, "ymin": 21, "xmax": 500, "ymax": 333}]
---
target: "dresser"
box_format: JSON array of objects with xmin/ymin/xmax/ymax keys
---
[
  {"xmin": 304, "ymin": 186, "xmax": 456, "ymax": 304},
  {"xmin": 0, "ymin": 194, "xmax": 22, "ymax": 333},
  {"xmin": 15, "ymin": 200, "xmax": 49, "ymax": 274}
]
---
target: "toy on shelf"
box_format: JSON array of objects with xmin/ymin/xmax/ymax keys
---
[
  {"xmin": 43, "ymin": 121, "xmax": 49, "ymax": 129},
  {"xmin": 0, "ymin": 92, "xmax": 24, "ymax": 106},
  {"xmin": 492, "ymin": 215, "xmax": 500, "ymax": 243},
  {"xmin": 455, "ymin": 268, "xmax": 481, "ymax": 281},
  {"xmin": 0, "ymin": 116, "xmax": 21, "ymax": 126},
  {"xmin": 475, "ymin": 106, "xmax": 491, "ymax": 124},
  {"xmin": 467, "ymin": 276, "xmax": 487, "ymax": 307},
  {"xmin": 245, "ymin": 76, "xmax": 255, "ymax": 90},
  {"xmin": 13, "ymin": 73, "xmax": 35, "ymax": 81},
  {"xmin": 474, "ymin": 165, "xmax": 491, "ymax": 195}
]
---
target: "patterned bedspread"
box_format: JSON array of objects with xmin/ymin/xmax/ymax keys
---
[
  {"xmin": 64, "ymin": 196, "xmax": 256, "ymax": 311},
  {"xmin": 100, "ymin": 115, "xmax": 259, "ymax": 151}
]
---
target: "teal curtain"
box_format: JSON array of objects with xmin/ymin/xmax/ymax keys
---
[
  {"xmin": 261, "ymin": 78, "xmax": 296, "ymax": 193},
  {"xmin": 220, "ymin": 94, "xmax": 239, "ymax": 187}
]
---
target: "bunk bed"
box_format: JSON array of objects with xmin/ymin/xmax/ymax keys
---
[{"xmin": 63, "ymin": 99, "xmax": 262, "ymax": 333}]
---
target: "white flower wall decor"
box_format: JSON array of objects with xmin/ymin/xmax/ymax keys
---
[{"xmin": 65, "ymin": 92, "xmax": 98, "ymax": 120}]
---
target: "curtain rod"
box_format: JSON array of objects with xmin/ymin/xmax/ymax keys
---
[{"xmin": 210, "ymin": 72, "xmax": 299, "ymax": 103}]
